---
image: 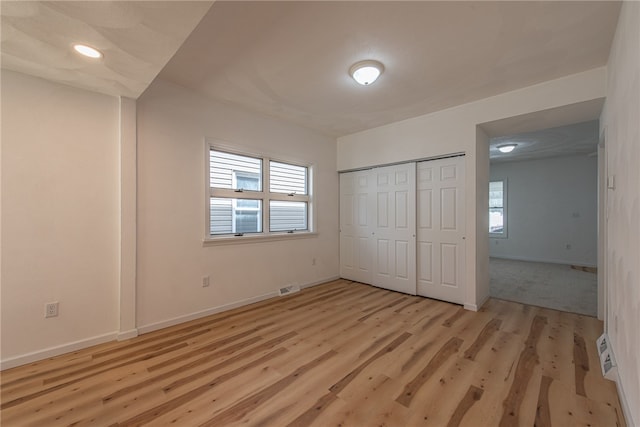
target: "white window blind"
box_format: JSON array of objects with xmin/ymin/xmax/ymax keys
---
[{"xmin": 207, "ymin": 146, "xmax": 312, "ymax": 238}]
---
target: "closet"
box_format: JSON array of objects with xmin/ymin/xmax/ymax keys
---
[{"xmin": 339, "ymin": 156, "xmax": 466, "ymax": 304}]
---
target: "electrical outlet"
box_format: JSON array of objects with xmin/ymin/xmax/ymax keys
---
[
  {"xmin": 202, "ymin": 276, "xmax": 210, "ymax": 287},
  {"xmin": 45, "ymin": 302, "xmax": 59, "ymax": 318}
]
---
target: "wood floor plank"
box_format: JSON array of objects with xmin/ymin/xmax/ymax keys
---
[
  {"xmin": 573, "ymin": 332, "xmax": 590, "ymax": 397},
  {"xmin": 442, "ymin": 307, "xmax": 467, "ymax": 328},
  {"xmin": 546, "ymin": 373, "xmax": 578, "ymax": 427},
  {"xmin": 197, "ymin": 350, "xmax": 337, "ymax": 427},
  {"xmin": 403, "ymin": 355, "xmax": 482, "ymax": 426},
  {"xmin": 325, "ymin": 374, "xmax": 407, "ymax": 427},
  {"xmin": 330, "ymin": 332, "xmax": 412, "ymax": 395},
  {"xmin": 537, "ymin": 309, "xmax": 575, "ymax": 386},
  {"xmin": 535, "ymin": 375, "xmax": 553, "ymax": 427},
  {"xmin": 463, "ymin": 318, "xmax": 502, "ymax": 361},
  {"xmin": 113, "ymin": 348, "xmax": 288, "ymax": 426},
  {"xmin": 447, "ymin": 385, "xmax": 484, "ymax": 427},
  {"xmin": 499, "ymin": 314, "xmax": 547, "ymax": 427},
  {"xmin": 284, "ymin": 391, "xmax": 338, "ymax": 427},
  {"xmin": 396, "ymin": 337, "xmax": 463, "ymax": 407},
  {"xmin": 1, "ymin": 280, "xmax": 626, "ymax": 427},
  {"xmin": 461, "ymin": 330, "xmax": 522, "ymax": 426}
]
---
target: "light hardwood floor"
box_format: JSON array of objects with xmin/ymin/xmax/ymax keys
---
[{"xmin": 1, "ymin": 280, "xmax": 625, "ymax": 426}]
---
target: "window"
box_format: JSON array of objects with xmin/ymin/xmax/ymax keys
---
[
  {"xmin": 489, "ymin": 180, "xmax": 507, "ymax": 237},
  {"xmin": 207, "ymin": 146, "xmax": 311, "ymax": 239}
]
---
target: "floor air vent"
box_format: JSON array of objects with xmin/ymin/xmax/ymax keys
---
[{"xmin": 278, "ymin": 285, "xmax": 300, "ymax": 296}]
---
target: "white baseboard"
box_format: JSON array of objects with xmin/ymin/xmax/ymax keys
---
[
  {"xmin": 614, "ymin": 363, "xmax": 636, "ymax": 427},
  {"xmin": 464, "ymin": 293, "xmax": 490, "ymax": 312},
  {"xmin": 137, "ymin": 291, "xmax": 279, "ymax": 335},
  {"xmin": 117, "ymin": 329, "xmax": 139, "ymax": 341},
  {"xmin": 0, "ymin": 332, "xmax": 117, "ymax": 371},
  {"xmin": 490, "ymin": 255, "xmax": 597, "ymax": 268},
  {"xmin": 300, "ymin": 276, "xmax": 340, "ymax": 290},
  {"xmin": 138, "ymin": 276, "xmax": 340, "ymax": 335},
  {"xmin": 0, "ymin": 276, "xmax": 341, "ymax": 371}
]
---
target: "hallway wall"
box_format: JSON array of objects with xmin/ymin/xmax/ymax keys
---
[{"xmin": 490, "ymin": 154, "xmax": 598, "ymax": 267}]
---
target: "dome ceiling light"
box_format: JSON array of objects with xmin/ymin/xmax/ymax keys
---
[
  {"xmin": 349, "ymin": 60, "xmax": 384, "ymax": 86},
  {"xmin": 497, "ymin": 144, "xmax": 517, "ymax": 153}
]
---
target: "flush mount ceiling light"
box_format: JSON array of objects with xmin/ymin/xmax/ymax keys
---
[
  {"xmin": 349, "ymin": 60, "xmax": 384, "ymax": 86},
  {"xmin": 497, "ymin": 144, "xmax": 517, "ymax": 153},
  {"xmin": 73, "ymin": 44, "xmax": 103, "ymax": 59}
]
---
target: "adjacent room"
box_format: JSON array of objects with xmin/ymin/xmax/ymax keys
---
[
  {"xmin": 487, "ymin": 121, "xmax": 600, "ymax": 317},
  {"xmin": 2, "ymin": 1, "xmax": 638, "ymax": 426}
]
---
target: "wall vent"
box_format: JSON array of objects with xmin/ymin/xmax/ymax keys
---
[
  {"xmin": 596, "ymin": 333, "xmax": 617, "ymax": 381},
  {"xmin": 278, "ymin": 285, "xmax": 300, "ymax": 296}
]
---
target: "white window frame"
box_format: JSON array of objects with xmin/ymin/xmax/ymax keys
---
[
  {"xmin": 231, "ymin": 171, "xmax": 262, "ymax": 233},
  {"xmin": 204, "ymin": 140, "xmax": 316, "ymax": 245},
  {"xmin": 489, "ymin": 178, "xmax": 508, "ymax": 239}
]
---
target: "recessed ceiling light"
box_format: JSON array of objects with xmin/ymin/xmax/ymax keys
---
[
  {"xmin": 73, "ymin": 44, "xmax": 103, "ymax": 59},
  {"xmin": 497, "ymin": 144, "xmax": 517, "ymax": 153},
  {"xmin": 349, "ymin": 60, "xmax": 384, "ymax": 86}
]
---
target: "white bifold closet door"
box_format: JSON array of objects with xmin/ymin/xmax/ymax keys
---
[
  {"xmin": 416, "ymin": 156, "xmax": 466, "ymax": 304},
  {"xmin": 339, "ymin": 170, "xmax": 374, "ymax": 285},
  {"xmin": 340, "ymin": 163, "xmax": 416, "ymax": 295}
]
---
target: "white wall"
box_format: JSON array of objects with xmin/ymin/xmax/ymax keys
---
[
  {"xmin": 1, "ymin": 71, "xmax": 120, "ymax": 365},
  {"xmin": 475, "ymin": 126, "xmax": 490, "ymax": 308},
  {"xmin": 490, "ymin": 155, "xmax": 598, "ymax": 267},
  {"xmin": 136, "ymin": 79, "xmax": 339, "ymax": 331},
  {"xmin": 601, "ymin": 2, "xmax": 640, "ymax": 425},
  {"xmin": 338, "ymin": 68, "xmax": 606, "ymax": 309}
]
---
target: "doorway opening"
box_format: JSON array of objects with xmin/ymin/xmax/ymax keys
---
[{"xmin": 479, "ymin": 101, "xmax": 604, "ymax": 318}]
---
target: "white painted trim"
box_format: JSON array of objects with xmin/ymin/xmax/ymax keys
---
[
  {"xmin": 615, "ymin": 366, "xmax": 635, "ymax": 427},
  {"xmin": 0, "ymin": 332, "xmax": 117, "ymax": 371},
  {"xmin": 138, "ymin": 292, "xmax": 278, "ymax": 334},
  {"xmin": 203, "ymin": 231, "xmax": 318, "ymax": 246},
  {"xmin": 118, "ymin": 96, "xmax": 137, "ymax": 340},
  {"xmin": 300, "ymin": 276, "xmax": 340, "ymax": 290},
  {"xmin": 465, "ymin": 293, "xmax": 490, "ymax": 312},
  {"xmin": 489, "ymin": 255, "xmax": 597, "ymax": 269},
  {"xmin": 138, "ymin": 276, "xmax": 340, "ymax": 335},
  {"xmin": 205, "ymin": 140, "xmax": 317, "ymax": 240},
  {"xmin": 117, "ymin": 329, "xmax": 139, "ymax": 341},
  {"xmin": 489, "ymin": 178, "xmax": 508, "ymax": 239},
  {"xmin": 0, "ymin": 277, "xmax": 341, "ymax": 371}
]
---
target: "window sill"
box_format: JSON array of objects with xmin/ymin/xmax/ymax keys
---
[
  {"xmin": 489, "ymin": 233, "xmax": 508, "ymax": 239},
  {"xmin": 203, "ymin": 232, "xmax": 318, "ymax": 246}
]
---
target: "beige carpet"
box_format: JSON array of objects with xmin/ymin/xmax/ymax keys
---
[{"xmin": 490, "ymin": 257, "xmax": 597, "ymax": 317}]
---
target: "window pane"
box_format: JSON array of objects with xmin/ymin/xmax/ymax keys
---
[
  {"xmin": 269, "ymin": 201, "xmax": 307, "ymax": 232},
  {"xmin": 210, "ymin": 197, "xmax": 262, "ymax": 235},
  {"xmin": 489, "ymin": 180, "xmax": 505, "ymax": 234},
  {"xmin": 210, "ymin": 150, "xmax": 262, "ymax": 191},
  {"xmin": 489, "ymin": 207, "xmax": 504, "ymax": 233},
  {"xmin": 270, "ymin": 161, "xmax": 307, "ymax": 194},
  {"xmin": 489, "ymin": 181, "xmax": 503, "ymax": 208}
]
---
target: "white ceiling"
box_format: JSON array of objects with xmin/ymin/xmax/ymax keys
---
[
  {"xmin": 159, "ymin": 1, "xmax": 621, "ymax": 136},
  {"xmin": 1, "ymin": 1, "xmax": 621, "ymax": 137},
  {"xmin": 489, "ymin": 120, "xmax": 600, "ymax": 163},
  {"xmin": 1, "ymin": 1, "xmax": 213, "ymax": 98}
]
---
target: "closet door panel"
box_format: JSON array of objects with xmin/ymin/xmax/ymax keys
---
[
  {"xmin": 417, "ymin": 156, "xmax": 466, "ymax": 304},
  {"xmin": 340, "ymin": 170, "xmax": 374, "ymax": 284},
  {"xmin": 371, "ymin": 163, "xmax": 416, "ymax": 295},
  {"xmin": 340, "ymin": 162, "xmax": 417, "ymax": 296}
]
